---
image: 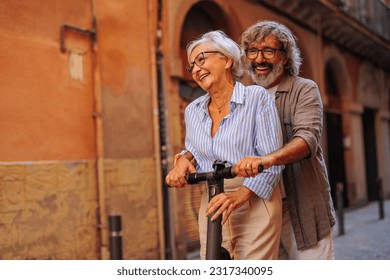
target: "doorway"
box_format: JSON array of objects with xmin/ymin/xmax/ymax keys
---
[
  {"xmin": 362, "ymin": 108, "xmax": 379, "ymax": 201},
  {"xmin": 326, "ymin": 112, "xmax": 348, "ymax": 208}
]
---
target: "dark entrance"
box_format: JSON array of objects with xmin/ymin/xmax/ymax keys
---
[
  {"xmin": 326, "ymin": 112, "xmax": 348, "ymax": 208},
  {"xmin": 362, "ymin": 108, "xmax": 379, "ymax": 201}
]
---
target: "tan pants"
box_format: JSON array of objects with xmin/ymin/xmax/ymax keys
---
[{"xmin": 198, "ymin": 177, "xmax": 282, "ymax": 260}]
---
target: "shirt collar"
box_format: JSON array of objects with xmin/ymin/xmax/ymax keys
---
[
  {"xmin": 275, "ymin": 75, "xmax": 292, "ymax": 93},
  {"xmin": 231, "ymin": 81, "xmax": 245, "ymax": 105}
]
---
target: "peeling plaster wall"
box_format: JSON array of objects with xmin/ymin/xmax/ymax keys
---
[
  {"xmin": 0, "ymin": 161, "xmax": 99, "ymax": 259},
  {"xmin": 0, "ymin": 158, "xmax": 161, "ymax": 260},
  {"xmin": 103, "ymin": 158, "xmax": 160, "ymax": 259}
]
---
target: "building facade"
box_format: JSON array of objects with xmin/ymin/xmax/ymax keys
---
[{"xmin": 0, "ymin": 0, "xmax": 389, "ymax": 259}]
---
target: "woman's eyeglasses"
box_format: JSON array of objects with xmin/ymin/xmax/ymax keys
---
[{"xmin": 186, "ymin": 51, "xmax": 220, "ymax": 75}]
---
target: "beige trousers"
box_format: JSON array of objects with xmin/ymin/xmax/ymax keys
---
[{"xmin": 198, "ymin": 177, "xmax": 282, "ymax": 260}]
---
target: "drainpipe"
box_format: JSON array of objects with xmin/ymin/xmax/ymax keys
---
[
  {"xmin": 154, "ymin": 0, "xmax": 176, "ymax": 260},
  {"xmin": 148, "ymin": 0, "xmax": 168, "ymax": 260},
  {"xmin": 90, "ymin": 0, "xmax": 109, "ymax": 260}
]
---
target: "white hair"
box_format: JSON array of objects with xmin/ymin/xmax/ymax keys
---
[{"xmin": 186, "ymin": 30, "xmax": 244, "ymax": 81}]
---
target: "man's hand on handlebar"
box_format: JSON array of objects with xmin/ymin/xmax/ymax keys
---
[
  {"xmin": 234, "ymin": 156, "xmax": 272, "ymax": 177},
  {"xmin": 165, "ymin": 155, "xmax": 196, "ymax": 188}
]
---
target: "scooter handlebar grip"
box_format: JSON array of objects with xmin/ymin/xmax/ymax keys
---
[
  {"xmin": 186, "ymin": 172, "xmax": 207, "ymax": 184},
  {"xmin": 230, "ymin": 165, "xmax": 264, "ymax": 176}
]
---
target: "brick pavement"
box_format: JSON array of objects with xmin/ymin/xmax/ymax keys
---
[{"xmin": 333, "ymin": 199, "xmax": 390, "ymax": 260}]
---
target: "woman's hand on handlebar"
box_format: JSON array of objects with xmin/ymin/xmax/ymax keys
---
[
  {"xmin": 234, "ymin": 156, "xmax": 273, "ymax": 177},
  {"xmin": 165, "ymin": 156, "xmax": 196, "ymax": 188}
]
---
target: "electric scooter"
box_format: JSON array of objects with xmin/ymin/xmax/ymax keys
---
[{"xmin": 185, "ymin": 160, "xmax": 263, "ymax": 260}]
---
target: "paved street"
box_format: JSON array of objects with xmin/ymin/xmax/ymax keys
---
[
  {"xmin": 333, "ymin": 199, "xmax": 390, "ymax": 260},
  {"xmin": 188, "ymin": 199, "xmax": 390, "ymax": 260}
]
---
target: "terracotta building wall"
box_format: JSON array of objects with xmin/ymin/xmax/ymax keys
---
[
  {"xmin": 94, "ymin": 0, "xmax": 163, "ymax": 260},
  {"xmin": 0, "ymin": 0, "xmax": 100, "ymax": 260},
  {"xmin": 95, "ymin": 1, "xmax": 156, "ymax": 158},
  {"xmin": 0, "ymin": 0, "xmax": 96, "ymax": 161},
  {"xmin": 0, "ymin": 0, "xmax": 163, "ymax": 260}
]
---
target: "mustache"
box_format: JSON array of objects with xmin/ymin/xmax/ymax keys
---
[{"xmin": 251, "ymin": 62, "xmax": 273, "ymax": 69}]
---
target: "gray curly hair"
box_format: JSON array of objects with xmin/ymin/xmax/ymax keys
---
[
  {"xmin": 240, "ymin": 20, "xmax": 302, "ymax": 76},
  {"xmin": 186, "ymin": 30, "xmax": 244, "ymax": 81}
]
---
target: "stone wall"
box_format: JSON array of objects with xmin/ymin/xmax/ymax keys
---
[
  {"xmin": 103, "ymin": 158, "xmax": 160, "ymax": 259},
  {"xmin": 0, "ymin": 161, "xmax": 99, "ymax": 259}
]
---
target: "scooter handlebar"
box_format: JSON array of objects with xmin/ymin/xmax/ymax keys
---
[{"xmin": 186, "ymin": 165, "xmax": 264, "ymax": 184}]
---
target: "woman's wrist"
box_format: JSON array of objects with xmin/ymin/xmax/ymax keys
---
[{"xmin": 174, "ymin": 150, "xmax": 194, "ymax": 166}]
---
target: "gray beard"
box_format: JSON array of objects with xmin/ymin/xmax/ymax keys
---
[{"xmin": 249, "ymin": 60, "xmax": 284, "ymax": 88}]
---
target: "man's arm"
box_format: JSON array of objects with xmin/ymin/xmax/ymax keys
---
[
  {"xmin": 234, "ymin": 136, "xmax": 310, "ymax": 176},
  {"xmin": 266, "ymin": 136, "xmax": 310, "ymax": 166}
]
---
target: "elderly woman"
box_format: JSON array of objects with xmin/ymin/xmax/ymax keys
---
[{"xmin": 165, "ymin": 31, "xmax": 284, "ymax": 260}]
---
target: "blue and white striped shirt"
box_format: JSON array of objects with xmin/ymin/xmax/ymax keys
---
[{"xmin": 184, "ymin": 82, "xmax": 284, "ymax": 200}]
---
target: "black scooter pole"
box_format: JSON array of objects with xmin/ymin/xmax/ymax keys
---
[{"xmin": 205, "ymin": 162, "xmax": 226, "ymax": 260}]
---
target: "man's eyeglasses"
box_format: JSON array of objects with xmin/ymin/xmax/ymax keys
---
[
  {"xmin": 245, "ymin": 47, "xmax": 285, "ymax": 60},
  {"xmin": 186, "ymin": 51, "xmax": 220, "ymax": 75}
]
